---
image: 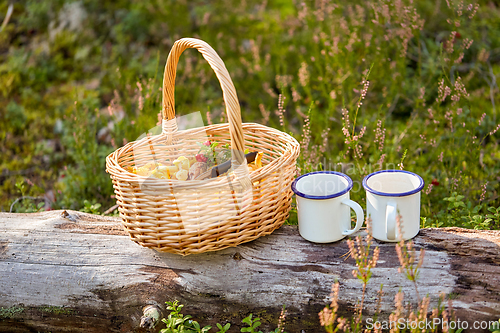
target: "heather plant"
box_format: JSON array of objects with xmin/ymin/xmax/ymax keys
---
[
  {"xmin": 1, "ymin": 0, "xmax": 499, "ymax": 230},
  {"xmin": 395, "ymin": 215, "xmax": 425, "ymax": 301},
  {"xmin": 319, "ymin": 218, "xmax": 464, "ymax": 333},
  {"xmin": 319, "ymin": 219, "xmax": 380, "ymax": 333}
]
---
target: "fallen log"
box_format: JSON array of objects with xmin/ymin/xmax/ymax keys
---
[{"xmin": 0, "ymin": 210, "xmax": 499, "ymax": 332}]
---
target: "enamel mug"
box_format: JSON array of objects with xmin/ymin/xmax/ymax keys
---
[
  {"xmin": 291, "ymin": 171, "xmax": 364, "ymax": 243},
  {"xmin": 362, "ymin": 170, "xmax": 424, "ymax": 242}
]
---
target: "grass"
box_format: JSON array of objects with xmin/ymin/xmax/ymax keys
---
[
  {"xmin": 1, "ymin": 0, "xmax": 499, "ymax": 229},
  {"xmin": 38, "ymin": 305, "xmax": 74, "ymax": 315}
]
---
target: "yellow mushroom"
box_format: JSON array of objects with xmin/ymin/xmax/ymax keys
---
[
  {"xmin": 254, "ymin": 152, "xmax": 263, "ymax": 168},
  {"xmin": 248, "ymin": 152, "xmax": 264, "ymax": 172},
  {"xmin": 176, "ymin": 169, "xmax": 188, "ymax": 181},
  {"xmin": 173, "ymin": 156, "xmax": 190, "ymax": 171},
  {"xmin": 153, "ymin": 166, "xmax": 172, "ymax": 179}
]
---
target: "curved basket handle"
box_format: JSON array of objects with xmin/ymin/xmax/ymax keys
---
[{"xmin": 162, "ymin": 38, "xmax": 245, "ymax": 164}]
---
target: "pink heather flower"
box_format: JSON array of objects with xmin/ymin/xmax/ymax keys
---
[
  {"xmin": 275, "ymin": 74, "xmax": 293, "ymax": 89},
  {"xmin": 469, "ymin": 4, "xmax": 479, "ymax": 18},
  {"xmin": 480, "ymin": 182, "xmax": 488, "ymax": 201},
  {"xmin": 377, "ymin": 154, "xmax": 386, "ymax": 169},
  {"xmin": 419, "ymin": 87, "xmax": 425, "ymax": 100},
  {"xmin": 463, "ymin": 38, "xmax": 473, "ymax": 50},
  {"xmin": 259, "ymin": 104, "xmax": 270, "ymax": 124},
  {"xmin": 301, "ymin": 114, "xmax": 311, "ymax": 150},
  {"xmin": 438, "ymin": 151, "xmax": 444, "ymax": 162},
  {"xmin": 445, "ymin": 110, "xmax": 454, "ymax": 131},
  {"xmin": 374, "ymin": 120, "xmax": 386, "ymax": 151},
  {"xmin": 277, "ymin": 94, "xmax": 286, "ymax": 127},
  {"xmin": 437, "ymin": 79, "xmax": 451, "ymax": 102},
  {"xmin": 206, "ymin": 111, "xmax": 213, "ymax": 126},
  {"xmin": 479, "ymin": 113, "xmax": 486, "ymax": 125},
  {"xmin": 320, "ymin": 128, "xmax": 330, "ymax": 154},
  {"xmin": 457, "ymin": 1, "xmax": 464, "ymax": 16},
  {"xmin": 341, "ymin": 108, "xmax": 351, "ymax": 141},
  {"xmin": 354, "ymin": 143, "xmax": 363, "ymax": 158},
  {"xmin": 359, "ymin": 126, "xmax": 366, "ymax": 138},
  {"xmin": 454, "ymin": 77, "xmax": 469, "ymax": 98},
  {"xmin": 445, "ymin": 32, "xmax": 457, "ymax": 53},
  {"xmin": 357, "ymin": 79, "xmax": 370, "ymax": 109},
  {"xmin": 298, "ymin": 62, "xmax": 309, "ymax": 87},
  {"xmin": 263, "ymin": 82, "xmax": 277, "ymax": 98},
  {"xmin": 490, "ymin": 124, "xmax": 500, "ymax": 136},
  {"xmin": 478, "ymin": 48, "xmax": 490, "ymax": 62},
  {"xmin": 428, "ymin": 108, "xmax": 434, "ymax": 119},
  {"xmin": 291, "ymin": 87, "xmax": 302, "ymax": 102}
]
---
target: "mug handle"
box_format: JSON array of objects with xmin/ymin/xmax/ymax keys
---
[
  {"xmin": 341, "ymin": 199, "xmax": 364, "ymax": 236},
  {"xmin": 386, "ymin": 200, "xmax": 397, "ymax": 240}
]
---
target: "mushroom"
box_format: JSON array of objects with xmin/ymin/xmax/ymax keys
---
[
  {"xmin": 173, "ymin": 156, "xmax": 190, "ymax": 171},
  {"xmin": 175, "ymin": 169, "xmax": 188, "ymax": 181},
  {"xmin": 188, "ymin": 162, "xmax": 208, "ymax": 180}
]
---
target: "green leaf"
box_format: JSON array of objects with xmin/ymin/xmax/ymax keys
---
[
  {"xmin": 252, "ymin": 321, "xmax": 262, "ymax": 329},
  {"xmin": 242, "ymin": 315, "xmax": 252, "ymax": 325}
]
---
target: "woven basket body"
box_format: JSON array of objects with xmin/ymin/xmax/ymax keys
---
[{"xmin": 106, "ymin": 38, "xmax": 299, "ymax": 255}]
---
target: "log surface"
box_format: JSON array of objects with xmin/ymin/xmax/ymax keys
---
[{"xmin": 0, "ymin": 210, "xmax": 499, "ymax": 332}]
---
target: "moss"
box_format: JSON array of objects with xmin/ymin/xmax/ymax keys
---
[
  {"xmin": 0, "ymin": 306, "xmax": 24, "ymax": 319},
  {"xmin": 447, "ymin": 292, "xmax": 460, "ymax": 300},
  {"xmin": 38, "ymin": 305, "xmax": 74, "ymax": 315}
]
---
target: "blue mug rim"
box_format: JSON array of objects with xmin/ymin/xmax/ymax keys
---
[
  {"xmin": 291, "ymin": 171, "xmax": 353, "ymax": 200},
  {"xmin": 362, "ymin": 170, "xmax": 424, "ymax": 197}
]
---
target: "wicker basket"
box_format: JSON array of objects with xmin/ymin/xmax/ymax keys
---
[{"xmin": 106, "ymin": 38, "xmax": 300, "ymax": 255}]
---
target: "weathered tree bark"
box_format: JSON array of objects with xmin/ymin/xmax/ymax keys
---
[{"xmin": 0, "ymin": 210, "xmax": 499, "ymax": 332}]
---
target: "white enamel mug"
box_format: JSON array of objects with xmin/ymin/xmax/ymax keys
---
[
  {"xmin": 362, "ymin": 170, "xmax": 424, "ymax": 242},
  {"xmin": 291, "ymin": 171, "xmax": 364, "ymax": 243}
]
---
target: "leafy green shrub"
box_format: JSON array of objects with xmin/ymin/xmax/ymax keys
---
[
  {"xmin": 160, "ymin": 301, "xmax": 286, "ymax": 333},
  {"xmin": 9, "ymin": 180, "xmax": 45, "ymax": 213}
]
